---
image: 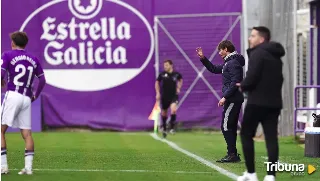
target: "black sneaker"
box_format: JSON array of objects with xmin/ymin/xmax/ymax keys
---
[
  {"xmin": 217, "ymin": 154, "xmax": 241, "ymax": 163},
  {"xmin": 216, "ymin": 155, "xmax": 229, "ymax": 163},
  {"xmin": 162, "ymin": 132, "xmax": 167, "ymax": 139}
]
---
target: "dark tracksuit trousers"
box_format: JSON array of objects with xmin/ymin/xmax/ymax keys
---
[
  {"xmin": 240, "ymin": 104, "xmax": 281, "ymax": 176},
  {"xmin": 222, "ymin": 101, "xmax": 242, "ymax": 155}
]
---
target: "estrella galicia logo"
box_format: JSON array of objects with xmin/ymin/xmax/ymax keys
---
[
  {"xmin": 20, "ymin": 0, "xmax": 154, "ymax": 91},
  {"xmin": 69, "ymin": 0, "xmax": 103, "ymax": 19}
]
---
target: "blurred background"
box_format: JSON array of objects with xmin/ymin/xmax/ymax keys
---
[{"xmin": 1, "ymin": 0, "xmax": 319, "ymax": 138}]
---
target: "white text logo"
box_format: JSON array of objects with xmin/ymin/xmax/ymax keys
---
[{"xmin": 20, "ymin": 0, "xmax": 154, "ymax": 91}]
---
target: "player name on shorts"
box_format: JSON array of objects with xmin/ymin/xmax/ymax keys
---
[{"xmin": 41, "ymin": 17, "xmax": 131, "ymax": 65}]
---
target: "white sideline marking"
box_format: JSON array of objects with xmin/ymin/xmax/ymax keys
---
[
  {"xmin": 150, "ymin": 133, "xmax": 239, "ymax": 180},
  {"xmin": 10, "ymin": 168, "xmax": 212, "ymax": 174}
]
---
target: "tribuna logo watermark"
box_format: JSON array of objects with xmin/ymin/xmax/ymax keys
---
[{"xmin": 264, "ymin": 162, "xmax": 316, "ymax": 176}]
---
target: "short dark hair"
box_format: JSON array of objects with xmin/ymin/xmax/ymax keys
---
[
  {"xmin": 217, "ymin": 40, "xmax": 235, "ymax": 53},
  {"xmin": 164, "ymin": 59, "xmax": 173, "ymax": 65},
  {"xmin": 252, "ymin": 26, "xmax": 271, "ymax": 42},
  {"xmin": 10, "ymin": 31, "xmax": 29, "ymax": 48}
]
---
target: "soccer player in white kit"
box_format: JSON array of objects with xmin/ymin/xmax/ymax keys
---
[{"xmin": 1, "ymin": 32, "xmax": 46, "ymax": 175}]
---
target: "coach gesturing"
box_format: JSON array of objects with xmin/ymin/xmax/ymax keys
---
[
  {"xmin": 237, "ymin": 27, "xmax": 285, "ymax": 181},
  {"xmin": 196, "ymin": 40, "xmax": 245, "ymax": 163}
]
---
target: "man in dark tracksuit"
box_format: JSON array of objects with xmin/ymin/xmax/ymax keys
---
[
  {"xmin": 237, "ymin": 27, "xmax": 285, "ymax": 181},
  {"xmin": 196, "ymin": 40, "xmax": 245, "ymax": 163}
]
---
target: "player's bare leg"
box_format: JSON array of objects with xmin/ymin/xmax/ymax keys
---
[
  {"xmin": 18, "ymin": 129, "xmax": 34, "ymax": 175},
  {"xmin": 169, "ymin": 103, "xmax": 178, "ymax": 134},
  {"xmin": 161, "ymin": 110, "xmax": 168, "ymax": 138},
  {"xmin": 1, "ymin": 125, "xmax": 9, "ymax": 174}
]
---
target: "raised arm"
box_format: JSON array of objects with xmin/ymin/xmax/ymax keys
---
[
  {"xmin": 196, "ymin": 47, "xmax": 223, "ymax": 74},
  {"xmin": 200, "ymin": 56, "xmax": 223, "ymax": 74}
]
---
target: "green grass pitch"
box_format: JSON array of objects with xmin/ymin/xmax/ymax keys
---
[{"xmin": 1, "ymin": 132, "xmax": 319, "ymax": 181}]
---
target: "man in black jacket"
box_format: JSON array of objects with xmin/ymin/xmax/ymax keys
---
[
  {"xmin": 196, "ymin": 40, "xmax": 245, "ymax": 163},
  {"xmin": 237, "ymin": 27, "xmax": 285, "ymax": 181}
]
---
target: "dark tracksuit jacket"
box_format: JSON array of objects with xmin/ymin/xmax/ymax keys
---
[
  {"xmin": 240, "ymin": 42, "xmax": 285, "ymax": 108},
  {"xmin": 200, "ymin": 52, "xmax": 245, "ymax": 154},
  {"xmin": 200, "ymin": 52, "xmax": 245, "ymax": 103}
]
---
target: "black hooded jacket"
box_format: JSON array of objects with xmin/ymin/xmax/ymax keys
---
[
  {"xmin": 241, "ymin": 42, "xmax": 285, "ymax": 108},
  {"xmin": 200, "ymin": 52, "xmax": 245, "ymax": 103}
]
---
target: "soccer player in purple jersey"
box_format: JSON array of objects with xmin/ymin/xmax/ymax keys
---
[{"xmin": 1, "ymin": 32, "xmax": 46, "ymax": 175}]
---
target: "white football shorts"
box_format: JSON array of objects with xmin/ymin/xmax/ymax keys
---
[{"xmin": 1, "ymin": 91, "xmax": 31, "ymax": 129}]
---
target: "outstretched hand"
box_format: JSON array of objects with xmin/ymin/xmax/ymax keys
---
[{"xmin": 196, "ymin": 47, "xmax": 204, "ymax": 58}]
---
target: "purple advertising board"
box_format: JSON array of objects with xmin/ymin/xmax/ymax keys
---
[{"xmin": 1, "ymin": 0, "xmax": 242, "ymax": 131}]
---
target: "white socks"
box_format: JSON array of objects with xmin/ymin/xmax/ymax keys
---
[
  {"xmin": 25, "ymin": 149, "xmax": 34, "ymax": 170},
  {"xmin": 1, "ymin": 148, "xmax": 34, "ymax": 171},
  {"xmin": 1, "ymin": 148, "xmax": 8, "ymax": 168}
]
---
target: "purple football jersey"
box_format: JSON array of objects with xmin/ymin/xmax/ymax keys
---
[{"xmin": 1, "ymin": 49, "xmax": 44, "ymax": 98}]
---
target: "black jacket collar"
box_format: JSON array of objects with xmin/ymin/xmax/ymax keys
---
[{"xmin": 246, "ymin": 42, "xmax": 268, "ymax": 57}]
